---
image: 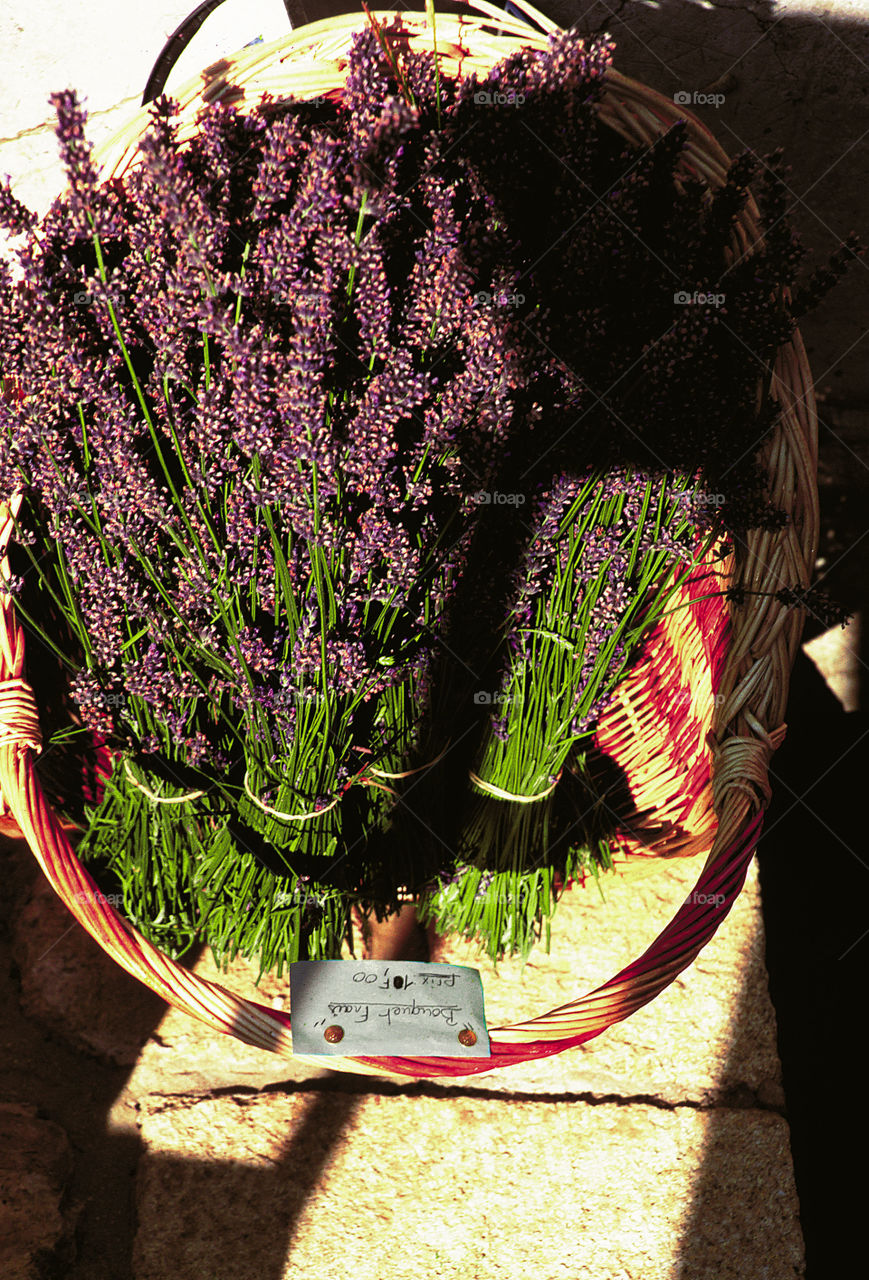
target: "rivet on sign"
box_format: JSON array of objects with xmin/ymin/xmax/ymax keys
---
[
  {"xmin": 324, "ymin": 1025, "xmax": 344, "ymax": 1043},
  {"xmin": 458, "ymin": 1028, "xmax": 477, "ymax": 1047}
]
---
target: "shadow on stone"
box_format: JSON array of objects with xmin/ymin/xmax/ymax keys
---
[
  {"xmin": 132, "ymin": 1088, "xmax": 364, "ymax": 1280},
  {"xmin": 676, "ymin": 627, "xmax": 869, "ymax": 1277},
  {"xmin": 672, "ymin": 865, "xmax": 798, "ymax": 1279},
  {"xmin": 754, "ymin": 650, "xmax": 869, "ymax": 1279},
  {"xmin": 0, "ymin": 828, "xmax": 163, "ymax": 1280},
  {"xmin": 675, "ymin": 506, "xmax": 869, "ymax": 1277}
]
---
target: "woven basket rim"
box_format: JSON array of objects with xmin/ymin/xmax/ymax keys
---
[{"xmin": 0, "ymin": 0, "xmax": 818, "ymax": 1080}]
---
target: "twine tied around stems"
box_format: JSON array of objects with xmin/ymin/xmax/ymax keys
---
[
  {"xmin": 363, "ymin": 738, "xmax": 453, "ymax": 780},
  {"xmin": 354, "ymin": 740, "xmax": 456, "ymax": 798},
  {"xmin": 243, "ymin": 770, "xmax": 340, "ymax": 822},
  {"xmin": 244, "ymin": 741, "xmax": 455, "ymax": 817},
  {"xmin": 97, "ymin": 733, "xmax": 570, "ymax": 817},
  {"xmin": 123, "ymin": 757, "xmax": 206, "ymax": 804},
  {"xmin": 124, "ymin": 758, "xmax": 333, "ymax": 815},
  {"xmin": 468, "ymin": 769, "xmax": 561, "ymax": 803}
]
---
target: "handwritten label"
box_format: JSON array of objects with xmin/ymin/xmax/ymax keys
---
[{"xmin": 289, "ymin": 960, "xmax": 491, "ymax": 1057}]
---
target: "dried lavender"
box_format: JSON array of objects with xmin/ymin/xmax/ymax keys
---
[
  {"xmin": 0, "ymin": 22, "xmax": 860, "ymax": 969},
  {"xmin": 415, "ymin": 467, "xmax": 718, "ymax": 957}
]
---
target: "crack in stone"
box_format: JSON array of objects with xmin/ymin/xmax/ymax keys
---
[
  {"xmin": 0, "ymin": 93, "xmax": 140, "ymax": 148},
  {"xmin": 576, "ymin": 0, "xmax": 634, "ymax": 41},
  {"xmin": 132, "ymin": 1078, "xmax": 787, "ymax": 1118},
  {"xmin": 754, "ymin": 16, "xmax": 805, "ymax": 84}
]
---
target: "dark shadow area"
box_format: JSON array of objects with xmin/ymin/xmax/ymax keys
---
[
  {"xmin": 0, "ymin": 828, "xmax": 161, "ymax": 1280},
  {"xmin": 756, "ymin": 655, "xmax": 869, "ymax": 1278},
  {"xmin": 813, "ymin": 401, "xmax": 869, "ymax": 712},
  {"xmin": 132, "ymin": 1090, "xmax": 364, "ymax": 1280},
  {"xmin": 673, "ymin": 648, "xmax": 868, "ymax": 1278},
  {"xmin": 550, "ymin": 0, "xmax": 869, "ymax": 405},
  {"xmin": 757, "ymin": 273, "xmax": 869, "ymax": 1274},
  {"xmin": 679, "ymin": 392, "xmax": 869, "ymax": 1275},
  {"xmin": 291, "ymin": 0, "xmax": 868, "ymax": 408}
]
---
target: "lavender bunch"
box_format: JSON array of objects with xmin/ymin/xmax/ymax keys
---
[
  {"xmin": 468, "ymin": 469, "xmax": 711, "ymax": 831},
  {"xmin": 373, "ymin": 27, "xmax": 859, "ymax": 960},
  {"xmin": 0, "ymin": 26, "xmax": 536, "ymax": 968},
  {"xmin": 414, "ymin": 467, "xmax": 720, "ymax": 956}
]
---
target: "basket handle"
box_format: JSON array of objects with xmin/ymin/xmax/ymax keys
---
[
  {"xmin": 142, "ymin": 0, "xmax": 296, "ymax": 105},
  {"xmin": 141, "ymin": 0, "xmax": 537, "ymax": 105}
]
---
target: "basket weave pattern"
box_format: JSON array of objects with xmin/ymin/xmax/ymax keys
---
[{"xmin": 0, "ymin": 0, "xmax": 817, "ymax": 1080}]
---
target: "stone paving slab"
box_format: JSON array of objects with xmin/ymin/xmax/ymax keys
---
[
  {"xmin": 0, "ymin": 1101, "xmax": 78, "ymax": 1280},
  {"xmin": 2, "ymin": 810, "xmax": 787, "ymax": 1107},
  {"xmin": 803, "ymin": 616, "xmax": 862, "ymax": 712},
  {"xmin": 1, "ymin": 1, "xmax": 292, "ymax": 219},
  {"xmin": 131, "ymin": 1088, "xmax": 804, "ymax": 1280},
  {"xmin": 6, "ymin": 823, "xmax": 780, "ymax": 1106},
  {"xmin": 1, "ymin": 1, "xmax": 290, "ymax": 136},
  {"xmin": 427, "ymin": 857, "xmax": 784, "ymax": 1104},
  {"xmin": 9, "ymin": 866, "xmax": 170, "ymax": 1067},
  {"xmin": 2, "ymin": 813, "xmax": 801, "ymax": 1277}
]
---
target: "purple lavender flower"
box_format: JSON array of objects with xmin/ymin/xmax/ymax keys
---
[{"xmin": 0, "ymin": 176, "xmax": 37, "ymax": 236}]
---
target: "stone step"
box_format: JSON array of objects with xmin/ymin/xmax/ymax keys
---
[{"xmin": 1, "ymin": 818, "xmax": 803, "ymax": 1278}]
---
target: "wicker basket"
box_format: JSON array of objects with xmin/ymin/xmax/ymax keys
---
[{"xmin": 0, "ymin": 0, "xmax": 818, "ymax": 1080}]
